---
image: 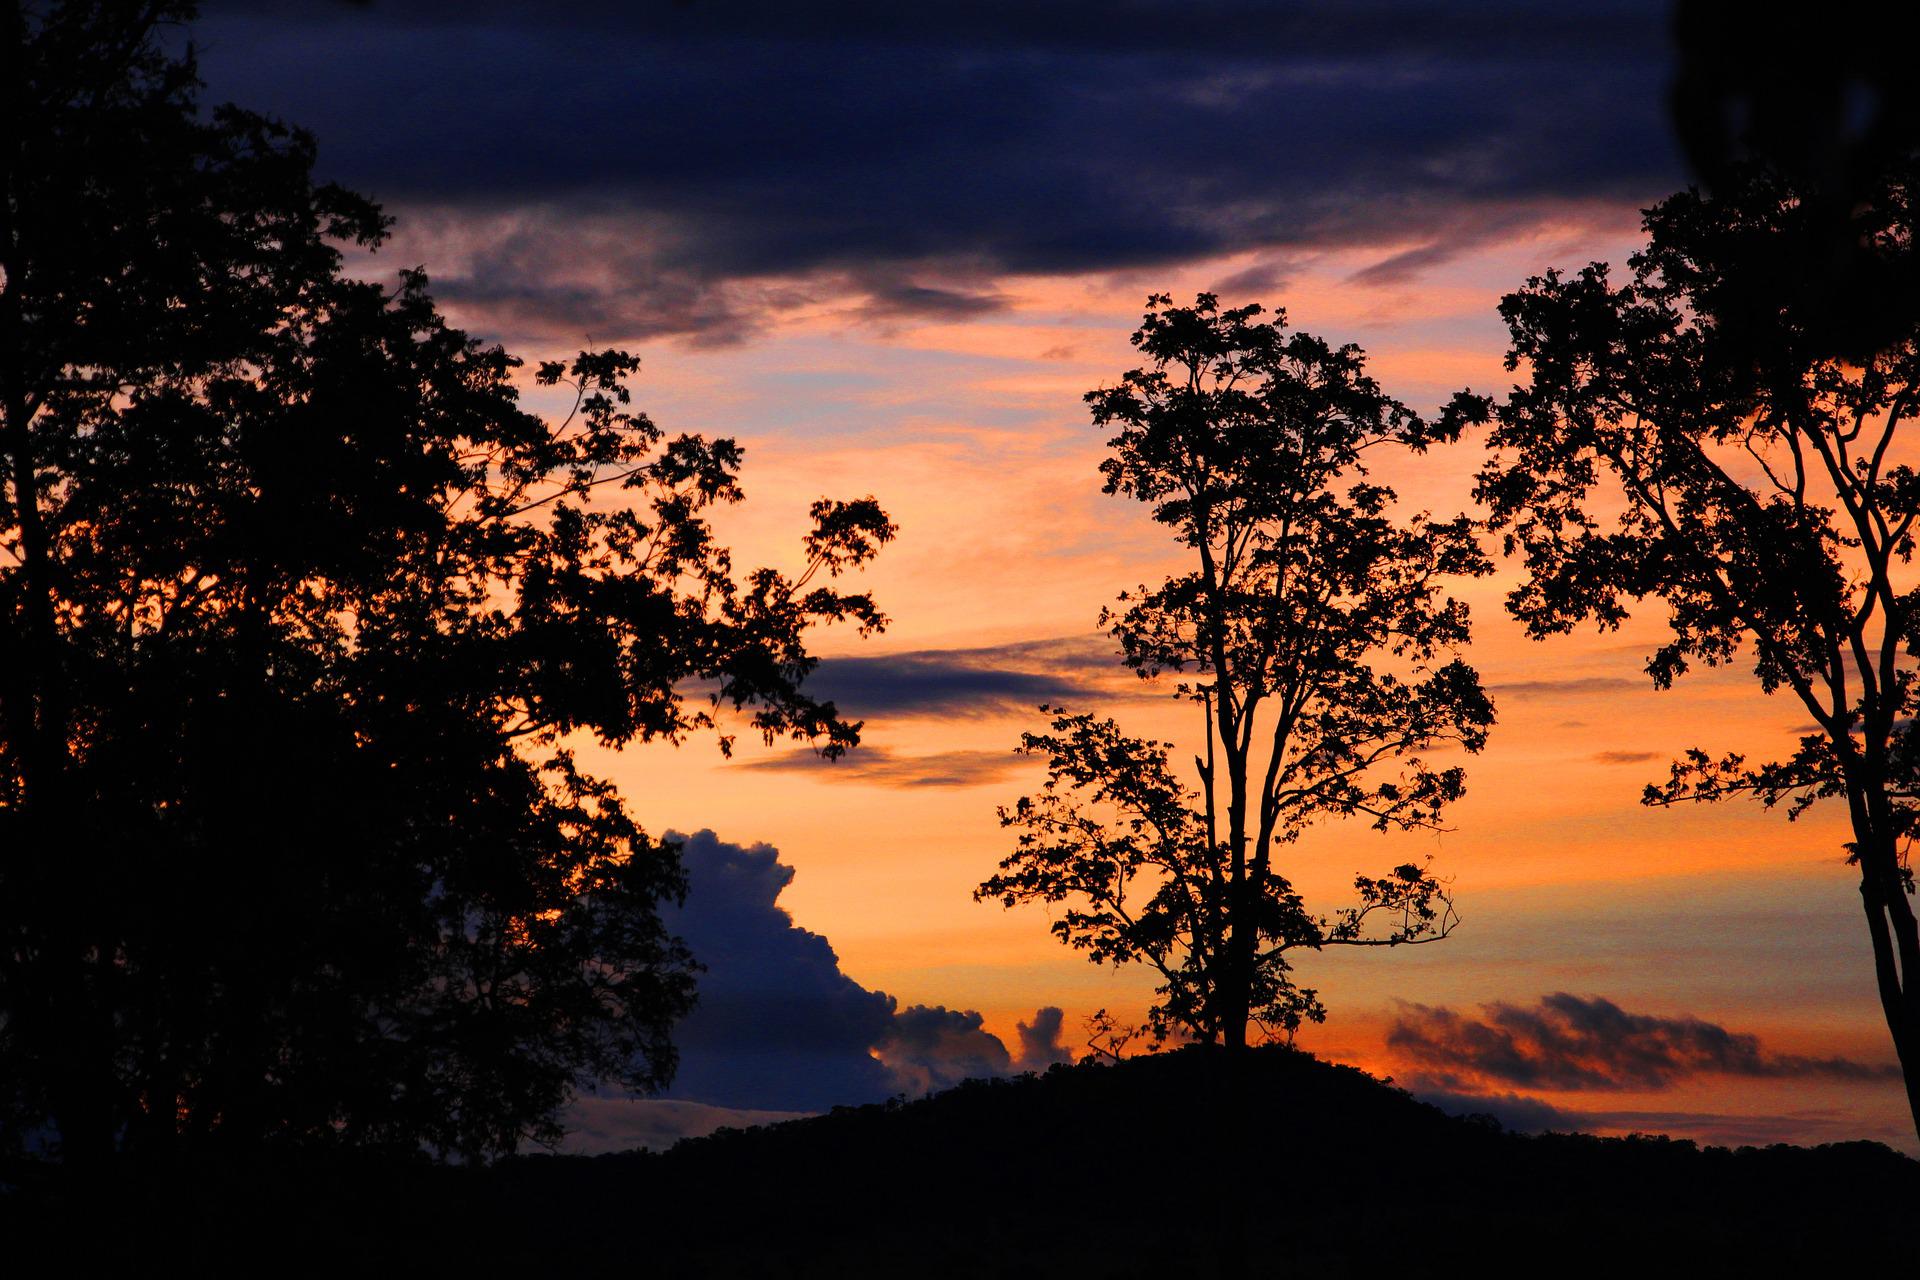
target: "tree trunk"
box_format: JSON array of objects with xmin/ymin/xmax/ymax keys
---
[
  {"xmin": 1220, "ymin": 955, "xmax": 1249, "ymax": 1050},
  {"xmin": 1858, "ymin": 854, "xmax": 1920, "ymax": 1142},
  {"xmin": 1213, "ymin": 674, "xmax": 1254, "ymax": 1051},
  {"xmin": 1221, "ymin": 759, "xmax": 1252, "ymax": 1052}
]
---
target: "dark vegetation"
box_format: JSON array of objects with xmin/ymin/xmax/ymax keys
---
[
  {"xmin": 8, "ymin": 1047, "xmax": 1914, "ymax": 1274},
  {"xmin": 0, "ymin": 0, "xmax": 891, "ymax": 1165}
]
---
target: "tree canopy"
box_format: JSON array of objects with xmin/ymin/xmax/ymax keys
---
[
  {"xmin": 0, "ymin": 1, "xmax": 892, "ymax": 1163},
  {"xmin": 981, "ymin": 294, "xmax": 1491, "ymax": 1050},
  {"xmin": 1469, "ymin": 158, "xmax": 1920, "ymax": 1140}
]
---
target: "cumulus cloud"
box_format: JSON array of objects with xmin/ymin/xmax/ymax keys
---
[
  {"xmin": 651, "ymin": 831, "xmax": 897, "ymax": 1111},
  {"xmin": 879, "ymin": 1006, "xmax": 1015, "ymax": 1096},
  {"xmin": 1014, "ymin": 1006, "xmax": 1074, "ymax": 1073},
  {"xmin": 870, "ymin": 1003, "xmax": 1073, "ymax": 1091},
  {"xmin": 631, "ymin": 830, "xmax": 1064, "ymax": 1121},
  {"xmin": 1388, "ymin": 993, "xmax": 1899, "ymax": 1093}
]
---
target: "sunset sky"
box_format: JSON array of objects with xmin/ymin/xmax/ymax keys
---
[{"xmin": 191, "ymin": 1, "xmax": 1915, "ymax": 1152}]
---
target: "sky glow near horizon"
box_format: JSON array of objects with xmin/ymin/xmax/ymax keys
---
[{"xmin": 192, "ymin": 1, "xmax": 1915, "ymax": 1151}]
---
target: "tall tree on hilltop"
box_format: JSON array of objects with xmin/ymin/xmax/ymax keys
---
[
  {"xmin": 980, "ymin": 294, "xmax": 1492, "ymax": 1051},
  {"xmin": 0, "ymin": 1, "xmax": 893, "ymax": 1164},
  {"xmin": 1468, "ymin": 157, "xmax": 1920, "ymax": 1140}
]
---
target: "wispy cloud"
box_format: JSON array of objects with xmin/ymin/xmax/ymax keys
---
[
  {"xmin": 1592, "ymin": 750, "xmax": 1660, "ymax": 765},
  {"xmin": 1488, "ymin": 677, "xmax": 1640, "ymax": 699},
  {"xmin": 1413, "ymin": 1088, "xmax": 1899, "ymax": 1149},
  {"xmin": 801, "ymin": 635, "xmax": 1131, "ymax": 721},
  {"xmin": 1389, "ymin": 993, "xmax": 1898, "ymax": 1092},
  {"xmin": 851, "ymin": 276, "xmax": 1011, "ymax": 324},
  {"xmin": 745, "ymin": 745, "xmax": 1030, "ymax": 788}
]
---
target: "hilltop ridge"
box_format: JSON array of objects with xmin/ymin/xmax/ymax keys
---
[{"xmin": 12, "ymin": 1045, "xmax": 1914, "ymax": 1273}]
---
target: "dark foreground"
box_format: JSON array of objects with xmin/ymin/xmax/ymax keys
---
[{"xmin": 8, "ymin": 1047, "xmax": 1915, "ymax": 1274}]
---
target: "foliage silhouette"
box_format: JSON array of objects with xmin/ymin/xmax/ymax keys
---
[
  {"xmin": 980, "ymin": 294, "xmax": 1491, "ymax": 1050},
  {"xmin": 1669, "ymin": 0, "xmax": 1920, "ymax": 363},
  {"xmin": 11, "ymin": 1046, "xmax": 1917, "ymax": 1274},
  {"xmin": 0, "ymin": 1, "xmax": 892, "ymax": 1164},
  {"xmin": 1465, "ymin": 157, "xmax": 1920, "ymax": 1141}
]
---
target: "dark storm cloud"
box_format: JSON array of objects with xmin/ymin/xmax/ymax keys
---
[
  {"xmin": 745, "ymin": 745, "xmax": 1030, "ymax": 789},
  {"xmin": 1389, "ymin": 993, "xmax": 1899, "ymax": 1092},
  {"xmin": 186, "ymin": 1, "xmax": 1682, "ymax": 340},
  {"xmin": 208, "ymin": 1, "xmax": 1665, "ymax": 60},
  {"xmin": 653, "ymin": 830, "xmax": 1064, "ymax": 1113}
]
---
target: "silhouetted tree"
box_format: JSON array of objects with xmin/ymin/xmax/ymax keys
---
[
  {"xmin": 980, "ymin": 295, "xmax": 1491, "ymax": 1051},
  {"xmin": 0, "ymin": 1, "xmax": 892, "ymax": 1164},
  {"xmin": 1668, "ymin": 0, "xmax": 1920, "ymax": 364},
  {"xmin": 1467, "ymin": 159, "xmax": 1920, "ymax": 1140}
]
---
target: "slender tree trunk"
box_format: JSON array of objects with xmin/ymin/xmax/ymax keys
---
[
  {"xmin": 1220, "ymin": 731, "xmax": 1252, "ymax": 1052},
  {"xmin": 1858, "ymin": 846, "xmax": 1920, "ymax": 1140},
  {"xmin": 1836, "ymin": 744, "xmax": 1920, "ymax": 1142}
]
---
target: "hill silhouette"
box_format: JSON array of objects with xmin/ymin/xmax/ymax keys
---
[{"xmin": 8, "ymin": 1045, "xmax": 1913, "ymax": 1273}]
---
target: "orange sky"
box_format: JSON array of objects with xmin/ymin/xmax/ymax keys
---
[{"xmin": 418, "ymin": 202, "xmax": 1915, "ymax": 1152}]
